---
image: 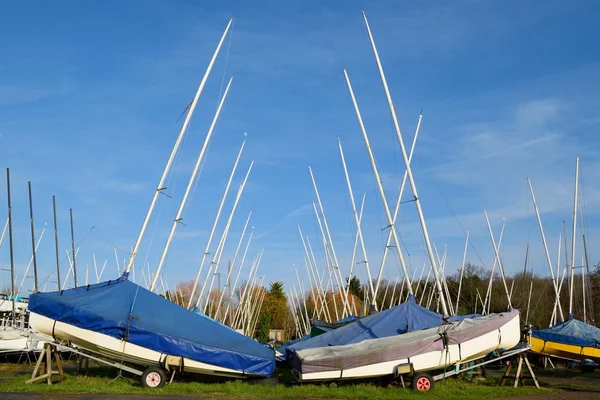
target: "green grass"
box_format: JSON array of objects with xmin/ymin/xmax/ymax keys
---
[{"xmin": 0, "ymin": 363, "xmax": 551, "ymax": 399}]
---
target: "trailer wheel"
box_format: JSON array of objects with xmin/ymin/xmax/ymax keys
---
[
  {"xmin": 141, "ymin": 366, "xmax": 167, "ymax": 388},
  {"xmin": 412, "ymin": 372, "xmax": 434, "ymax": 392}
]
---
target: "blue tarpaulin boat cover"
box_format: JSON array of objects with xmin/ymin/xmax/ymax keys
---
[
  {"xmin": 28, "ymin": 277, "xmax": 275, "ymax": 376},
  {"xmin": 287, "ymin": 294, "xmax": 451, "ymax": 356},
  {"xmin": 532, "ymin": 318, "xmax": 600, "ymax": 348}
]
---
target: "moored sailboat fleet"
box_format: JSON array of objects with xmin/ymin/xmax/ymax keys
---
[{"xmin": 0, "ymin": 11, "xmax": 597, "ymax": 393}]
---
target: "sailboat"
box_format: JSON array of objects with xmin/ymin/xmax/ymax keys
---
[
  {"xmin": 28, "ymin": 277, "xmax": 274, "ymax": 377},
  {"xmin": 288, "ymin": 12, "xmax": 523, "ymax": 383},
  {"xmin": 0, "ymin": 307, "xmax": 43, "ymax": 355},
  {"xmin": 291, "ymin": 309, "xmax": 520, "ymax": 381},
  {"xmin": 287, "ymin": 295, "xmax": 476, "ymax": 358},
  {"xmin": 0, "ymin": 298, "xmax": 33, "ymax": 354},
  {"xmin": 530, "ymin": 317, "xmax": 600, "ymax": 363},
  {"xmin": 0, "ymin": 173, "xmax": 44, "ymax": 355},
  {"xmin": 528, "ymin": 157, "xmax": 600, "ymax": 363},
  {"xmin": 28, "ymin": 19, "xmax": 275, "ymax": 386}
]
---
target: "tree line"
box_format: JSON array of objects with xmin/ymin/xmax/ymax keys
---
[{"xmin": 167, "ymin": 262, "xmax": 600, "ymax": 343}]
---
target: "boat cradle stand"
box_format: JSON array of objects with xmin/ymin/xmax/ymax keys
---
[
  {"xmin": 500, "ymin": 350, "xmax": 540, "ymax": 389},
  {"xmin": 26, "ymin": 342, "xmax": 64, "ymax": 385}
]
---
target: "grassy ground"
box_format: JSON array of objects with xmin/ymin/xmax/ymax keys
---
[{"xmin": 0, "ymin": 362, "xmax": 551, "ymax": 400}]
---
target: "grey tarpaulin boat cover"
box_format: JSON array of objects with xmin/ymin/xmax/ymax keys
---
[
  {"xmin": 291, "ymin": 309, "xmax": 519, "ymax": 375},
  {"xmin": 286, "ymin": 294, "xmax": 478, "ymax": 362}
]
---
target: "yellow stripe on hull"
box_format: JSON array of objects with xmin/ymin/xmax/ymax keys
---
[{"xmin": 529, "ymin": 335, "xmax": 600, "ymax": 363}]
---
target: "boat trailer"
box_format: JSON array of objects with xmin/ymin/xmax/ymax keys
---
[
  {"xmin": 394, "ymin": 345, "xmax": 539, "ymax": 391},
  {"xmin": 26, "ymin": 339, "xmax": 183, "ymax": 388}
]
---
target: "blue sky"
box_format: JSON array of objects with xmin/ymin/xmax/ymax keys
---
[{"xmin": 1, "ymin": 0, "xmax": 599, "ymax": 298}]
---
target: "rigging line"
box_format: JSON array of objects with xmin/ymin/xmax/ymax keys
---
[
  {"xmin": 368, "ymin": 157, "xmax": 387, "ymax": 253},
  {"xmin": 530, "ymin": 278, "xmax": 552, "ymax": 325},
  {"xmin": 188, "ymin": 32, "xmax": 236, "ymax": 210},
  {"xmin": 37, "ymin": 225, "xmax": 96, "ymax": 289},
  {"xmin": 112, "ymin": 102, "xmax": 192, "ymax": 274},
  {"xmin": 419, "ymin": 153, "xmax": 489, "ymax": 271},
  {"xmin": 216, "ymin": 20, "xmax": 234, "ymax": 112},
  {"xmin": 156, "ymin": 113, "xmax": 193, "ymax": 279},
  {"xmin": 158, "ymin": 101, "xmax": 194, "ymax": 145},
  {"xmin": 73, "ymin": 225, "xmax": 95, "ymax": 252},
  {"xmin": 93, "ymin": 226, "xmax": 131, "ymax": 254},
  {"xmin": 579, "ymin": 167, "xmax": 592, "ymax": 262},
  {"xmin": 189, "ymin": 94, "xmax": 232, "ymax": 206},
  {"xmin": 15, "ymin": 230, "xmax": 27, "ymax": 277},
  {"xmin": 520, "ymin": 178, "xmax": 532, "ymax": 307},
  {"xmin": 120, "ymin": 100, "xmax": 193, "ymax": 208},
  {"xmin": 579, "ymin": 168, "xmax": 594, "ymax": 322},
  {"xmin": 342, "ymin": 171, "xmax": 362, "ymax": 288}
]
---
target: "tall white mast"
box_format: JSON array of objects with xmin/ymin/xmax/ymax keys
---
[
  {"xmin": 484, "ymin": 211, "xmax": 512, "ymax": 308},
  {"xmin": 150, "ymin": 77, "xmax": 234, "ymax": 291},
  {"xmin": 233, "ymin": 251, "xmax": 260, "ymax": 328},
  {"xmin": 17, "ymin": 227, "xmax": 46, "ymax": 297},
  {"xmin": 582, "ymin": 252, "xmax": 586, "ymax": 323},
  {"xmin": 311, "ymin": 202, "xmax": 341, "ymax": 321},
  {"xmin": 0, "ymin": 218, "xmax": 8, "ymax": 249},
  {"xmin": 344, "ymin": 193, "xmax": 365, "ymax": 316},
  {"xmin": 342, "ymin": 69, "xmax": 414, "ymax": 299},
  {"xmin": 361, "ymin": 12, "xmax": 448, "ymax": 315},
  {"xmin": 243, "ymin": 271, "xmax": 263, "ymax": 333},
  {"xmin": 215, "ymin": 210, "xmax": 252, "ymax": 319},
  {"xmin": 580, "ymin": 200, "xmax": 594, "ymax": 324},
  {"xmin": 248, "ymin": 276, "xmax": 266, "ymax": 335},
  {"xmin": 127, "ymin": 19, "xmax": 233, "ymax": 274},
  {"xmin": 414, "ymin": 261, "xmax": 427, "ymax": 300},
  {"xmin": 455, "ymin": 230, "xmax": 470, "ymax": 313},
  {"xmin": 306, "ymin": 234, "xmax": 331, "ymax": 319},
  {"xmin": 551, "ymin": 234, "xmax": 562, "ymax": 325},
  {"xmin": 388, "ymin": 276, "xmax": 399, "ymax": 309},
  {"xmin": 221, "ymin": 229, "xmax": 253, "ymax": 323},
  {"xmin": 299, "ymin": 229, "xmax": 328, "ymax": 320},
  {"xmin": 187, "ymin": 138, "xmax": 246, "ymax": 309},
  {"xmin": 200, "ymin": 161, "xmax": 254, "ymax": 311},
  {"xmin": 294, "ymin": 265, "xmax": 311, "ymax": 331},
  {"xmin": 292, "ymin": 284, "xmax": 309, "ymax": 335},
  {"xmin": 299, "ymin": 242, "xmax": 320, "ymax": 319},
  {"xmin": 308, "ymin": 167, "xmax": 351, "ymax": 317},
  {"xmin": 375, "ymin": 114, "xmax": 422, "ymax": 302},
  {"xmin": 569, "ymin": 156, "xmax": 579, "ymax": 316},
  {"xmin": 437, "ymin": 245, "xmax": 454, "ymax": 315},
  {"xmin": 482, "ymin": 222, "xmax": 505, "ymax": 314},
  {"xmin": 528, "ymin": 178, "xmax": 564, "ymax": 321},
  {"xmin": 289, "ymin": 285, "xmax": 303, "ymax": 335},
  {"xmin": 337, "ymin": 138, "xmax": 375, "ymax": 306}
]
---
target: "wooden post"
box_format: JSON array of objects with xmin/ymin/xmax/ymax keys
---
[
  {"xmin": 27, "ymin": 343, "xmax": 64, "ymax": 384},
  {"xmin": 513, "ymin": 355, "xmax": 524, "ymax": 388},
  {"xmin": 500, "ymin": 353, "xmax": 539, "ymax": 389},
  {"xmin": 523, "ymin": 355, "xmax": 540, "ymax": 389}
]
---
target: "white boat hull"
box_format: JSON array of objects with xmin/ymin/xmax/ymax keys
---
[
  {"xmin": 0, "ymin": 327, "xmax": 44, "ymax": 353},
  {"xmin": 30, "ymin": 312, "xmax": 261, "ymax": 378},
  {"xmin": 293, "ymin": 311, "xmax": 520, "ymax": 381}
]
